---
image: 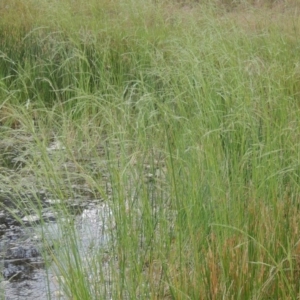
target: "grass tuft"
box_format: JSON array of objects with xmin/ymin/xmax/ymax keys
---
[{"xmin": 1, "ymin": 0, "xmax": 300, "ymax": 299}]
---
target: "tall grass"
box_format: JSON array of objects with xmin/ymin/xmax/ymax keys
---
[{"xmin": 1, "ymin": 0, "xmax": 300, "ymax": 298}]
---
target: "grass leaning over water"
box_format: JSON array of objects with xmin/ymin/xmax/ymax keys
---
[{"xmin": 1, "ymin": 0, "xmax": 300, "ymax": 298}]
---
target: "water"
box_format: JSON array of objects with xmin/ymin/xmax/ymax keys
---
[{"xmin": 1, "ymin": 203, "xmax": 113, "ymax": 300}]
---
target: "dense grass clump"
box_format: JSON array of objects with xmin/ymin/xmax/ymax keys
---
[{"xmin": 1, "ymin": 0, "xmax": 300, "ymax": 298}]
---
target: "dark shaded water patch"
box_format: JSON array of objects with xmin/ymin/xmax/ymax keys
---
[{"xmin": 2, "ymin": 268, "xmax": 64, "ymax": 300}]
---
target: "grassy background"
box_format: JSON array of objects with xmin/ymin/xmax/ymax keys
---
[{"xmin": 1, "ymin": 0, "xmax": 300, "ymax": 298}]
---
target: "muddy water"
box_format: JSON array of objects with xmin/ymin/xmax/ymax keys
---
[{"xmin": 1, "ymin": 203, "xmax": 112, "ymax": 300}]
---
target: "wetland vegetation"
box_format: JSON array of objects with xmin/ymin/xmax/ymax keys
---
[{"xmin": 1, "ymin": 0, "xmax": 300, "ymax": 298}]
